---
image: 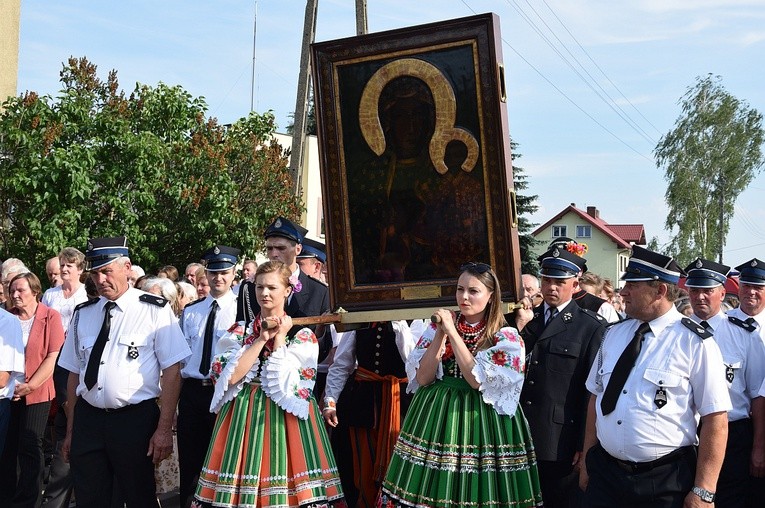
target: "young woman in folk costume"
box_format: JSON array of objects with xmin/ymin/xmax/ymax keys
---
[
  {"xmin": 378, "ymin": 262, "xmax": 543, "ymax": 508},
  {"xmin": 192, "ymin": 261, "xmax": 345, "ymax": 508}
]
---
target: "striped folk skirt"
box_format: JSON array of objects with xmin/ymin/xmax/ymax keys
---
[
  {"xmin": 193, "ymin": 382, "xmax": 346, "ymax": 508},
  {"xmin": 378, "ymin": 376, "xmax": 543, "ymax": 508}
]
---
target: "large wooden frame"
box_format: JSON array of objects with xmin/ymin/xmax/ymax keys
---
[{"xmin": 312, "ymin": 13, "xmax": 521, "ymax": 312}]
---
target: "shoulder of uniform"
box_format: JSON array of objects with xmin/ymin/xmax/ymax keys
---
[
  {"xmin": 579, "ymin": 308, "xmax": 607, "ymax": 323},
  {"xmin": 304, "ymin": 274, "xmax": 326, "ymax": 286},
  {"xmin": 184, "ymin": 297, "xmax": 206, "ymax": 308},
  {"xmin": 74, "ymin": 298, "xmax": 99, "ymax": 311},
  {"xmin": 728, "ymin": 315, "xmax": 757, "ymax": 332},
  {"xmin": 139, "ymin": 293, "xmax": 168, "ymax": 307},
  {"xmin": 680, "ymin": 317, "xmax": 712, "ymax": 339}
]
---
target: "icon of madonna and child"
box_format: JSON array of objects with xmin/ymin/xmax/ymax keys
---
[{"xmin": 344, "ymin": 57, "xmax": 492, "ymax": 285}]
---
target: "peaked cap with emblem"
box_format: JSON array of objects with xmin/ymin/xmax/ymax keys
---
[
  {"xmin": 203, "ymin": 245, "xmax": 241, "ymax": 272},
  {"xmin": 264, "ymin": 216, "xmax": 305, "ymax": 244},
  {"xmin": 85, "ymin": 236, "xmax": 129, "ymax": 270},
  {"xmin": 684, "ymin": 258, "xmax": 730, "ymax": 288},
  {"xmin": 621, "ymin": 246, "xmax": 684, "ymax": 284},
  {"xmin": 735, "ymin": 258, "xmax": 765, "ymax": 286},
  {"xmin": 296, "ymin": 237, "xmax": 327, "ymax": 264},
  {"xmin": 537, "ymin": 247, "xmax": 587, "ymax": 279}
]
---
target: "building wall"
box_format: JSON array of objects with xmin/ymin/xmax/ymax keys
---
[
  {"xmin": 273, "ymin": 132, "xmax": 323, "ymax": 242},
  {"xmin": 0, "ymin": 0, "xmax": 21, "ymax": 108},
  {"xmin": 532, "ymin": 211, "xmax": 630, "ymax": 286}
]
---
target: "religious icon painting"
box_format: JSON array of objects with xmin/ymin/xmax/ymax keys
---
[{"xmin": 312, "ymin": 13, "xmax": 522, "ymax": 312}]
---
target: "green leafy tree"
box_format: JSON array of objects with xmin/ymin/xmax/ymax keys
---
[
  {"xmin": 655, "ymin": 74, "xmax": 764, "ymax": 265},
  {"xmin": 511, "ymin": 141, "xmax": 540, "ymax": 274},
  {"xmin": 0, "ymin": 57, "xmax": 302, "ymax": 275}
]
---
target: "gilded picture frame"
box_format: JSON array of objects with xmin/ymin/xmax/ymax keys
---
[{"xmin": 312, "ymin": 13, "xmax": 521, "ymax": 312}]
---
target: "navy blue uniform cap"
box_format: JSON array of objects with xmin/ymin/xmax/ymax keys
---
[
  {"xmin": 736, "ymin": 258, "xmax": 765, "ymax": 286},
  {"xmin": 621, "ymin": 246, "xmax": 684, "ymax": 284},
  {"xmin": 684, "ymin": 258, "xmax": 730, "ymax": 288},
  {"xmin": 203, "ymin": 245, "xmax": 241, "ymax": 272},
  {"xmin": 85, "ymin": 236, "xmax": 128, "ymax": 270}
]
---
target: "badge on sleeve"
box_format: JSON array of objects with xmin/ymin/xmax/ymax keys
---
[
  {"xmin": 725, "ymin": 365, "xmax": 734, "ymax": 383},
  {"xmin": 654, "ymin": 388, "xmax": 667, "ymax": 409}
]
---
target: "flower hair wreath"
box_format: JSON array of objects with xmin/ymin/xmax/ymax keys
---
[{"xmin": 288, "ymin": 274, "xmax": 303, "ymax": 293}]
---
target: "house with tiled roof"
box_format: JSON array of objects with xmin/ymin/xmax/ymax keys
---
[{"xmin": 531, "ymin": 204, "xmax": 646, "ymax": 286}]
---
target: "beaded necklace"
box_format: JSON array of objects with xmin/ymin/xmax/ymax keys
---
[{"xmin": 445, "ymin": 314, "xmax": 487, "ymax": 377}]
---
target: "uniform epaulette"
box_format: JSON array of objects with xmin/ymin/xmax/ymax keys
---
[
  {"xmin": 580, "ymin": 308, "xmax": 606, "ymax": 323},
  {"xmin": 184, "ymin": 297, "xmax": 206, "ymax": 308},
  {"xmin": 728, "ymin": 315, "xmax": 757, "ymax": 332},
  {"xmin": 305, "ymin": 274, "xmax": 326, "ymax": 286},
  {"xmin": 139, "ymin": 293, "xmax": 168, "ymax": 307},
  {"xmin": 606, "ymin": 316, "xmax": 630, "ymax": 328},
  {"xmin": 74, "ymin": 298, "xmax": 99, "ymax": 311},
  {"xmin": 681, "ymin": 317, "xmax": 712, "ymax": 339}
]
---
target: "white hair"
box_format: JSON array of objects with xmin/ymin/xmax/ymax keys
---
[
  {"xmin": 177, "ymin": 281, "xmax": 197, "ymax": 302},
  {"xmin": 130, "ymin": 264, "xmax": 145, "ymax": 278},
  {"xmin": 142, "ymin": 277, "xmax": 178, "ymax": 303},
  {"xmin": 2, "ymin": 258, "xmax": 28, "ymax": 280}
]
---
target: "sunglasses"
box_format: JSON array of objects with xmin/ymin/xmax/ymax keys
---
[{"xmin": 460, "ymin": 262, "xmax": 492, "ymax": 274}]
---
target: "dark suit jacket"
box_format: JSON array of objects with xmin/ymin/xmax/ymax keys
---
[
  {"xmin": 11, "ymin": 303, "xmax": 65, "ymax": 405},
  {"xmin": 507, "ymin": 300, "xmax": 605, "ymax": 462}
]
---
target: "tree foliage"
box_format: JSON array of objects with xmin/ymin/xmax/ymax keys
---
[
  {"xmin": 655, "ymin": 74, "xmax": 764, "ymax": 265},
  {"xmin": 0, "ymin": 57, "xmax": 302, "ymax": 276},
  {"xmin": 510, "ymin": 141, "xmax": 541, "ymax": 274}
]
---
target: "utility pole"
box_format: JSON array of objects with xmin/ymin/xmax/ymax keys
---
[
  {"xmin": 250, "ymin": 0, "xmax": 258, "ymax": 112},
  {"xmin": 355, "ymin": 0, "xmax": 368, "ymax": 35},
  {"xmin": 288, "ymin": 0, "xmax": 318, "ymax": 194}
]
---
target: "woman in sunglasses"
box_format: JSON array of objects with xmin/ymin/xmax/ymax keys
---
[{"xmin": 378, "ymin": 262, "xmax": 543, "ymax": 508}]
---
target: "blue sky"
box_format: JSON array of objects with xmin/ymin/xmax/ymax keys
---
[{"xmin": 16, "ymin": 0, "xmax": 765, "ymax": 265}]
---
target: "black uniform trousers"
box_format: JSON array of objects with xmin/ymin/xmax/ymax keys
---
[
  {"xmin": 717, "ymin": 418, "xmax": 752, "ymax": 508},
  {"xmin": 70, "ymin": 398, "xmax": 160, "ymax": 508},
  {"xmin": 0, "ymin": 398, "xmax": 51, "ymax": 508},
  {"xmin": 538, "ymin": 460, "xmax": 582, "ymax": 508},
  {"xmin": 41, "ymin": 410, "xmax": 73, "ymax": 508},
  {"xmin": 177, "ymin": 379, "xmax": 217, "ymax": 508},
  {"xmin": 583, "ymin": 443, "xmax": 696, "ymax": 508}
]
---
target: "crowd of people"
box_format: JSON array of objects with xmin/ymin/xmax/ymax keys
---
[{"xmin": 2, "ymin": 221, "xmax": 765, "ymax": 508}]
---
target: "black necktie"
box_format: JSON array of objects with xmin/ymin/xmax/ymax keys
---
[
  {"xmin": 85, "ymin": 301, "xmax": 117, "ymax": 390},
  {"xmin": 601, "ymin": 321, "xmax": 651, "ymax": 415},
  {"xmin": 199, "ymin": 300, "xmax": 219, "ymax": 376},
  {"xmin": 546, "ymin": 307, "xmax": 558, "ymax": 325},
  {"xmin": 700, "ymin": 320, "xmax": 712, "ymax": 333},
  {"xmin": 746, "ymin": 317, "xmax": 757, "ymax": 329}
]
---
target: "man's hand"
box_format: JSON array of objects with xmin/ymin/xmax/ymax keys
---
[
  {"xmin": 62, "ymin": 432, "xmax": 73, "ymax": 463},
  {"xmin": 683, "ymin": 491, "xmax": 713, "ymax": 508},
  {"xmin": 147, "ymin": 426, "xmax": 174, "ymax": 464},
  {"xmin": 322, "ymin": 408, "xmax": 338, "ymax": 427},
  {"xmin": 751, "ymin": 446, "xmax": 765, "ymax": 477}
]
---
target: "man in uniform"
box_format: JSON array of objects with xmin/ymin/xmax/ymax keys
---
[
  {"xmin": 581, "ymin": 246, "xmax": 731, "ymax": 508},
  {"xmin": 177, "ymin": 245, "xmax": 239, "ymax": 507},
  {"xmin": 510, "ymin": 247, "xmax": 606, "ymax": 508},
  {"xmin": 728, "ymin": 258, "xmax": 765, "ymax": 506},
  {"xmin": 237, "ymin": 217, "xmax": 331, "ymax": 358},
  {"xmin": 297, "ymin": 237, "xmax": 327, "ymax": 285},
  {"xmin": 58, "ymin": 237, "xmax": 190, "ymax": 508}
]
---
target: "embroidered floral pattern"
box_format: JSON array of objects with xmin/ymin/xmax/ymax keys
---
[
  {"xmin": 294, "ymin": 328, "xmax": 316, "ymax": 344},
  {"xmin": 209, "ymin": 355, "xmax": 228, "ymax": 383},
  {"xmin": 300, "ymin": 367, "xmax": 316, "ymax": 381},
  {"xmin": 491, "ymin": 350, "xmax": 508, "ymax": 366},
  {"xmin": 294, "ymin": 385, "xmax": 311, "ymax": 400}
]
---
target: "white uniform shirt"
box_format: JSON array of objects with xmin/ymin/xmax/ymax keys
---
[
  {"xmin": 58, "ymin": 288, "xmax": 190, "ymax": 409},
  {"xmin": 179, "ymin": 291, "xmax": 237, "ymax": 380},
  {"xmin": 0, "ymin": 309, "xmax": 25, "ymax": 400},
  {"xmin": 692, "ymin": 311, "xmax": 765, "ymax": 422},
  {"xmin": 597, "ymin": 301, "xmax": 621, "ymax": 323},
  {"xmin": 728, "ymin": 306, "xmax": 765, "ymax": 348},
  {"xmin": 42, "ymin": 284, "xmax": 88, "ymax": 333},
  {"xmin": 586, "ymin": 306, "xmax": 731, "ymax": 462},
  {"xmin": 324, "ymin": 320, "xmax": 420, "ymax": 401}
]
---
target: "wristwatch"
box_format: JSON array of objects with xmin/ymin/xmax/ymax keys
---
[{"xmin": 692, "ymin": 486, "xmax": 715, "ymax": 503}]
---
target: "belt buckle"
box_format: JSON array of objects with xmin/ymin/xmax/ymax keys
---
[{"xmin": 201, "ymin": 378, "xmax": 213, "ymax": 387}]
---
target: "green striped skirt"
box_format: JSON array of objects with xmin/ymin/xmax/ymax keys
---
[
  {"xmin": 378, "ymin": 376, "xmax": 543, "ymax": 507},
  {"xmin": 193, "ymin": 382, "xmax": 346, "ymax": 508}
]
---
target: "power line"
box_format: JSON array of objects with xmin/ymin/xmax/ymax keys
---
[
  {"xmin": 539, "ymin": 0, "xmax": 664, "ymax": 138},
  {"xmin": 459, "ymin": 0, "xmax": 654, "ymax": 162}
]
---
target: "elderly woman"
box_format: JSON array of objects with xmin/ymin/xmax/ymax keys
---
[
  {"xmin": 143, "ymin": 277, "xmax": 182, "ymax": 318},
  {"xmin": 195, "ymin": 266, "xmax": 210, "ymax": 300},
  {"xmin": 0, "ymin": 272, "xmax": 65, "ymax": 507},
  {"xmin": 42, "ymin": 247, "xmax": 89, "ymax": 332}
]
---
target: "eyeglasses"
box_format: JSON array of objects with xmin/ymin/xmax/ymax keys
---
[{"xmin": 460, "ymin": 262, "xmax": 492, "ymax": 274}]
